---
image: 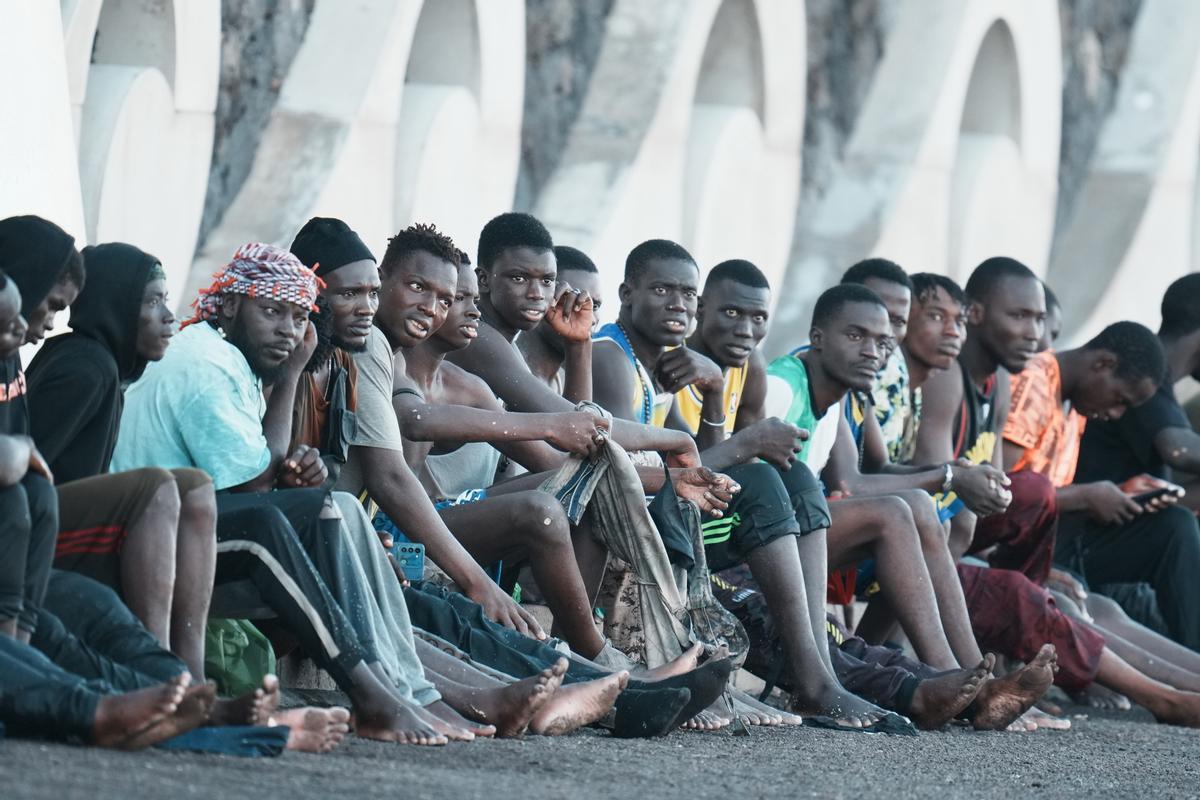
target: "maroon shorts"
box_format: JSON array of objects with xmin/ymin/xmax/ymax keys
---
[{"xmin": 959, "ymin": 562, "xmax": 1104, "ymax": 692}]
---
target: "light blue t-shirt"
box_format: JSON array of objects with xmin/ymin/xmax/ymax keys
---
[{"xmin": 111, "ymin": 322, "xmax": 271, "ymax": 490}]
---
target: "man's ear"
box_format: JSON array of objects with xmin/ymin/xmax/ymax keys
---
[
  {"xmin": 967, "ymin": 300, "xmax": 985, "ymax": 326},
  {"xmin": 695, "ymin": 296, "xmax": 706, "ymax": 323},
  {"xmin": 220, "ymin": 294, "xmax": 241, "ymax": 321},
  {"xmin": 809, "ymin": 325, "xmax": 822, "ymax": 349},
  {"xmin": 618, "ymin": 282, "xmax": 633, "ymax": 307},
  {"xmin": 475, "ymin": 267, "xmax": 490, "ymax": 295},
  {"xmin": 1092, "ymin": 351, "xmax": 1118, "ymax": 373}
]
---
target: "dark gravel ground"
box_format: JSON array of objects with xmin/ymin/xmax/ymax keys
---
[{"xmin": 3, "ymin": 704, "xmax": 1198, "ymax": 800}]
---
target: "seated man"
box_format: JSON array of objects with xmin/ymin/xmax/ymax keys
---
[
  {"xmin": 589, "ymin": 243, "xmax": 893, "ymax": 728},
  {"xmin": 0, "ymin": 240, "xmax": 57, "ymax": 642},
  {"xmin": 111, "ymin": 242, "xmax": 449, "ymax": 745},
  {"xmin": 24, "ymin": 242, "xmax": 217, "ymax": 679}
]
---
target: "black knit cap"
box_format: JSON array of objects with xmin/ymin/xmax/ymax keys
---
[{"xmin": 289, "ymin": 217, "xmax": 375, "ymax": 277}]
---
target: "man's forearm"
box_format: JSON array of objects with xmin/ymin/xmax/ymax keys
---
[
  {"xmin": 693, "ymin": 392, "xmax": 728, "ymax": 452},
  {"xmin": 609, "ymin": 418, "xmax": 694, "ymax": 458},
  {"xmin": 261, "ymin": 371, "xmax": 303, "ymax": 466},
  {"xmin": 561, "ymin": 341, "xmax": 592, "ymax": 404},
  {"xmin": 699, "ymin": 431, "xmax": 761, "ymax": 470},
  {"xmin": 1055, "ymin": 484, "xmax": 1094, "ymax": 513},
  {"xmin": 397, "ymin": 402, "xmax": 561, "ymax": 445}
]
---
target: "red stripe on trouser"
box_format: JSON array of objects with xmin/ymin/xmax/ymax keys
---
[{"xmin": 55, "ymin": 525, "xmax": 126, "ymax": 557}]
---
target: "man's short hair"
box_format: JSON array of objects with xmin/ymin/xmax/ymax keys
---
[
  {"xmin": 812, "ymin": 283, "xmax": 887, "ymax": 329},
  {"xmin": 1043, "ymin": 283, "xmax": 1061, "ymax": 313},
  {"xmin": 910, "ymin": 272, "xmax": 967, "ymax": 309},
  {"xmin": 1160, "ymin": 273, "xmax": 1200, "ymax": 339},
  {"xmin": 964, "ymin": 256, "xmax": 1038, "ymax": 303},
  {"xmin": 1083, "ymin": 321, "xmax": 1166, "ymax": 385},
  {"xmin": 476, "ymin": 212, "xmax": 553, "ymax": 271},
  {"xmin": 456, "ymin": 249, "xmax": 471, "ymax": 267},
  {"xmin": 554, "ymin": 245, "xmax": 597, "ymax": 274},
  {"xmin": 380, "ymin": 223, "xmax": 460, "ymax": 275},
  {"xmin": 704, "ymin": 259, "xmax": 769, "ymax": 292},
  {"xmin": 624, "ymin": 239, "xmax": 696, "ymax": 284},
  {"xmin": 841, "ymin": 258, "xmax": 912, "ymax": 291}
]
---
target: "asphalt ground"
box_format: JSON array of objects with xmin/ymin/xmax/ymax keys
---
[{"xmin": 2, "ymin": 702, "xmax": 1197, "ymax": 800}]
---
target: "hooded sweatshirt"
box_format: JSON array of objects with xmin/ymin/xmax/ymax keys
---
[
  {"xmin": 0, "ymin": 215, "xmax": 76, "ymax": 437},
  {"xmin": 26, "ymin": 242, "xmax": 159, "ymax": 483}
]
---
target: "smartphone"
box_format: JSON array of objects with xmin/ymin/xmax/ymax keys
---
[
  {"xmin": 1132, "ymin": 487, "xmax": 1182, "ymax": 505},
  {"xmin": 389, "ymin": 541, "xmax": 425, "ymax": 582}
]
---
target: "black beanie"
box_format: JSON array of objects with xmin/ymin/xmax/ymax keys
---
[
  {"xmin": 0, "ymin": 215, "xmax": 77, "ymax": 316},
  {"xmin": 289, "ymin": 217, "xmax": 375, "ymax": 277}
]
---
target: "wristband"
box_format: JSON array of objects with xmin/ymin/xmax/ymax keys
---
[
  {"xmin": 941, "ymin": 463, "xmax": 954, "ymax": 494},
  {"xmin": 701, "ymin": 416, "xmax": 727, "ymax": 428}
]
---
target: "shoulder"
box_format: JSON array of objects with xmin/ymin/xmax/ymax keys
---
[
  {"xmin": 28, "ymin": 336, "xmax": 116, "ymax": 388},
  {"xmin": 440, "ymin": 362, "xmax": 501, "ymax": 409}
]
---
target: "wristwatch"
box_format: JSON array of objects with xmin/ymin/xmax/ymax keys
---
[{"xmin": 941, "ymin": 463, "xmax": 954, "ymax": 493}]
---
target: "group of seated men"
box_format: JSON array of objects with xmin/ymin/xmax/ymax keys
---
[{"xmin": 2, "ymin": 206, "xmax": 1200, "ymax": 754}]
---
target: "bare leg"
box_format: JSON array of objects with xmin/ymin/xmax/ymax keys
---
[
  {"xmin": 171, "ymin": 481, "xmax": 216, "ymax": 679},
  {"xmin": 745, "ymin": 534, "xmax": 885, "ymax": 727},
  {"xmin": 0, "ymin": 618, "xmax": 16, "ymax": 638},
  {"xmin": 1098, "ymin": 627, "xmax": 1200, "ymax": 692},
  {"xmin": 897, "ymin": 490, "xmax": 985, "ymax": 666},
  {"xmin": 1094, "ymin": 647, "xmax": 1200, "ymax": 726},
  {"xmin": 119, "ymin": 479, "xmax": 181, "ymax": 647},
  {"xmin": 440, "ymin": 493, "xmax": 605, "ymax": 659},
  {"xmin": 795, "ymin": 529, "xmax": 836, "ymax": 675},
  {"xmin": 826, "ymin": 497, "xmax": 960, "ymax": 670},
  {"xmin": 948, "ymin": 510, "xmax": 975, "ymax": 561},
  {"xmin": 569, "ymin": 516, "xmax": 609, "ymax": 604},
  {"xmin": 1087, "ymin": 592, "xmax": 1200, "ymax": 674}
]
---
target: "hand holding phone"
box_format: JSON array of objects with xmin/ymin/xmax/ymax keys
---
[{"xmin": 389, "ymin": 541, "xmax": 426, "ymax": 583}]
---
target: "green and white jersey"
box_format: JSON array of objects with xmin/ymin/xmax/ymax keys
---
[{"xmin": 763, "ymin": 353, "xmax": 841, "ymax": 475}]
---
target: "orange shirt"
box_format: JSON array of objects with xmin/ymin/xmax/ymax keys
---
[{"xmin": 1003, "ymin": 350, "xmax": 1085, "ymax": 487}]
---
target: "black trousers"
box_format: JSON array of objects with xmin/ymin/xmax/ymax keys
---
[
  {"xmin": 0, "ymin": 473, "xmax": 58, "ymax": 633},
  {"xmin": 33, "ymin": 570, "xmax": 184, "ymax": 691},
  {"xmin": 213, "ymin": 491, "xmax": 368, "ymax": 686},
  {"xmin": 1056, "ymin": 505, "xmax": 1200, "ymax": 651}
]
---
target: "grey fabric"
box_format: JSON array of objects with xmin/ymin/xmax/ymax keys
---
[
  {"xmin": 419, "ymin": 442, "xmax": 502, "ymax": 501},
  {"xmin": 330, "ymin": 492, "xmax": 440, "ymax": 706}
]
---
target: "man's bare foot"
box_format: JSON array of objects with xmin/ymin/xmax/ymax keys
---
[
  {"xmin": 973, "ymin": 644, "xmax": 1057, "ymax": 731},
  {"xmin": 1072, "ymin": 683, "xmax": 1131, "ymax": 711},
  {"xmin": 1024, "ymin": 707, "xmax": 1071, "ymax": 730},
  {"xmin": 422, "ymin": 700, "xmax": 495, "ymax": 740},
  {"xmin": 277, "ymin": 708, "xmax": 350, "ymax": 753},
  {"xmin": 682, "ymin": 704, "xmax": 731, "ymax": 731},
  {"xmin": 120, "ymin": 682, "xmax": 217, "ymax": 750},
  {"xmin": 728, "ymin": 687, "xmax": 801, "ymax": 726},
  {"xmin": 908, "ymin": 658, "xmax": 990, "ymax": 730},
  {"xmin": 209, "ymin": 674, "xmax": 282, "ymax": 726},
  {"xmin": 529, "ymin": 671, "xmax": 625, "ymax": 735},
  {"xmin": 637, "ymin": 642, "xmax": 703, "ymax": 680},
  {"xmin": 353, "ymin": 698, "xmax": 448, "ymax": 745},
  {"xmin": 453, "ymin": 659, "xmax": 567, "ymax": 738},
  {"xmin": 92, "ymin": 674, "xmax": 190, "ymax": 748},
  {"xmin": 790, "ymin": 684, "xmax": 888, "ymax": 728}
]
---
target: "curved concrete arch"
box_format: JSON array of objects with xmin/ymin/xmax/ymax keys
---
[
  {"xmin": 766, "ymin": 0, "xmax": 1060, "ymax": 356},
  {"xmin": 534, "ymin": 0, "xmax": 803, "ymax": 324},
  {"xmin": 68, "ymin": 0, "xmax": 219, "ymax": 306},
  {"xmin": 198, "ymin": 0, "xmax": 522, "ymax": 302},
  {"xmin": 1047, "ymin": 0, "xmax": 1200, "ymax": 343}
]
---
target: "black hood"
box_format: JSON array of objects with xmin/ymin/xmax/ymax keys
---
[
  {"xmin": 0, "ymin": 215, "xmax": 76, "ymax": 315},
  {"xmin": 67, "ymin": 243, "xmax": 161, "ymax": 381}
]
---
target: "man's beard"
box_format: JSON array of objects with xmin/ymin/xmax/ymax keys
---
[
  {"xmin": 332, "ymin": 333, "xmax": 369, "ymax": 354},
  {"xmin": 224, "ymin": 317, "xmax": 291, "ymax": 385}
]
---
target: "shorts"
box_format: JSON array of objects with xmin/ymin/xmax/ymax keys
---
[
  {"xmin": 372, "ymin": 488, "xmax": 488, "ymax": 544},
  {"xmin": 54, "ymin": 468, "xmax": 212, "ymax": 588},
  {"xmin": 702, "ymin": 462, "xmax": 830, "ymax": 572}
]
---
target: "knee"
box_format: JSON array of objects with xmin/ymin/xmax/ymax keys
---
[
  {"xmin": 515, "ymin": 493, "xmax": 570, "ymax": 539},
  {"xmin": 1007, "ymin": 471, "xmax": 1056, "ymax": 515},
  {"xmin": 776, "ymin": 460, "xmax": 820, "ymax": 497},
  {"xmin": 1158, "ymin": 507, "xmax": 1200, "ymax": 553},
  {"xmin": 177, "ymin": 473, "xmax": 217, "ymax": 524},
  {"xmin": 897, "ymin": 490, "xmax": 943, "ymax": 536},
  {"xmin": 19, "ymin": 473, "xmax": 56, "ymax": 519},
  {"xmin": 876, "ymin": 497, "xmax": 918, "ymax": 540}
]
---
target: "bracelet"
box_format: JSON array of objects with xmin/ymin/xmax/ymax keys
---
[
  {"xmin": 941, "ymin": 462, "xmax": 954, "ymax": 493},
  {"xmin": 701, "ymin": 416, "xmax": 727, "ymax": 427}
]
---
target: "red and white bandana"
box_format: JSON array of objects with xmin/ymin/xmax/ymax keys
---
[{"xmin": 183, "ymin": 242, "xmax": 324, "ymax": 328}]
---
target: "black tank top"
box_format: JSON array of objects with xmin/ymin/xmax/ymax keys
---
[{"xmin": 952, "ymin": 364, "xmax": 997, "ymax": 464}]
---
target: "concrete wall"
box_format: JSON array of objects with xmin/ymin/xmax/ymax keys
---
[{"xmin": 0, "ymin": 0, "xmax": 1188, "ymax": 357}]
